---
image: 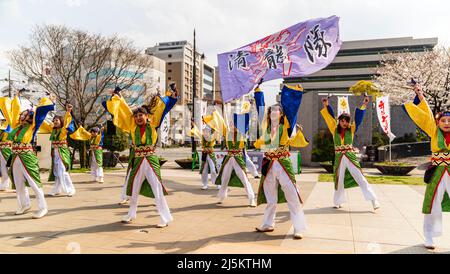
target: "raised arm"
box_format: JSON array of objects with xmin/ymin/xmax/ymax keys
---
[
  {"xmin": 149, "ymin": 85, "xmax": 179, "ymax": 129},
  {"xmin": 402, "ymin": 84, "xmax": 436, "ymax": 137},
  {"xmin": 320, "ymin": 97, "xmax": 337, "ymax": 134},
  {"xmin": 352, "ymin": 96, "xmax": 369, "ymax": 135}
]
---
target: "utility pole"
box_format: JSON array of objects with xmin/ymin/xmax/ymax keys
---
[
  {"xmin": 8, "ymin": 70, "xmax": 11, "ymax": 98},
  {"xmin": 191, "ymin": 29, "xmax": 198, "ymax": 169}
]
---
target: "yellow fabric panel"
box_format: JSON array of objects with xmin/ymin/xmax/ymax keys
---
[
  {"xmin": 403, "ymin": 100, "xmax": 437, "ymax": 137},
  {"xmin": 0, "ymin": 97, "xmax": 13, "ymax": 127},
  {"xmin": 204, "ymin": 111, "xmax": 227, "ymax": 138},
  {"xmin": 320, "ymin": 107, "xmax": 337, "ymax": 135},
  {"xmin": 11, "ymin": 96, "xmax": 21, "ymax": 129},
  {"xmin": 148, "ymin": 96, "xmax": 165, "ymax": 128},
  {"xmin": 106, "ymin": 95, "xmax": 136, "ymax": 134},
  {"xmin": 94, "ymin": 133, "xmax": 102, "ymax": 145},
  {"xmin": 284, "ymin": 83, "xmax": 304, "ymax": 91},
  {"xmin": 288, "ymin": 129, "xmax": 309, "ymax": 148},
  {"xmin": 254, "ymin": 138, "xmax": 264, "ymax": 149},
  {"xmin": 189, "ymin": 124, "xmax": 202, "ymax": 139},
  {"xmin": 70, "ymin": 126, "xmax": 92, "ymax": 141},
  {"xmin": 39, "ymin": 120, "xmax": 54, "ymax": 134},
  {"xmin": 351, "ymin": 122, "xmax": 356, "ymax": 136}
]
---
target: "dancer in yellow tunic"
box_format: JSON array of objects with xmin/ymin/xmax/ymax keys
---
[{"xmin": 104, "ymin": 84, "xmax": 178, "ymax": 226}]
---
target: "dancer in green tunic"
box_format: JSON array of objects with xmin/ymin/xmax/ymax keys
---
[
  {"xmin": 0, "ymin": 93, "xmax": 55, "ymax": 219},
  {"xmin": 320, "ymin": 96, "xmax": 380, "ymax": 210},
  {"xmin": 39, "ymin": 104, "xmax": 76, "ymax": 196},
  {"xmin": 105, "ymin": 84, "xmax": 178, "ymax": 227},
  {"xmin": 204, "ymin": 110, "xmax": 256, "ymax": 207},
  {"xmin": 403, "ymin": 83, "xmax": 450, "ymax": 249},
  {"xmin": 253, "ymin": 84, "xmax": 309, "ymax": 239}
]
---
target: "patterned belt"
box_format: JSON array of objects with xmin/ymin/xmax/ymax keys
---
[
  {"xmin": 335, "ymin": 145, "xmax": 355, "ymax": 153},
  {"xmin": 90, "ymin": 145, "xmax": 102, "ymax": 150},
  {"xmin": 264, "ymin": 146, "xmax": 291, "ymax": 160},
  {"xmin": 52, "ymin": 140, "xmax": 68, "ymax": 148},
  {"xmin": 134, "ymin": 145, "xmax": 156, "ymax": 157},
  {"xmin": 227, "ymin": 150, "xmax": 243, "ymax": 157},
  {"xmin": 12, "ymin": 143, "xmax": 34, "ymax": 154},
  {"xmin": 202, "ymin": 148, "xmax": 214, "ymax": 154},
  {"xmin": 0, "ymin": 141, "xmax": 12, "ymax": 150},
  {"xmin": 431, "ymin": 152, "xmax": 450, "ymax": 166}
]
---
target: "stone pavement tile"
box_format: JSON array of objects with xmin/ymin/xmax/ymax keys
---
[
  {"xmin": 281, "ymin": 237, "xmax": 355, "ymax": 254},
  {"xmin": 191, "ymin": 240, "xmax": 307, "ymax": 254},
  {"xmin": 354, "ymin": 242, "xmax": 433, "ymax": 254},
  {"xmin": 302, "ymin": 223, "xmax": 354, "ymax": 242},
  {"xmin": 304, "ymin": 211, "xmax": 352, "ymax": 226},
  {"xmin": 350, "ymin": 215, "xmax": 414, "ymax": 230},
  {"xmin": 352, "ymin": 226, "xmax": 423, "ymax": 246}
]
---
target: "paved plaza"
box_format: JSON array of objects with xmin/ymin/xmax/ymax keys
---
[{"xmin": 0, "ymin": 161, "xmax": 449, "ymax": 254}]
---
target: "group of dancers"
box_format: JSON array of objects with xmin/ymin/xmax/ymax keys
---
[{"xmin": 0, "ymin": 81, "xmax": 447, "ymax": 250}]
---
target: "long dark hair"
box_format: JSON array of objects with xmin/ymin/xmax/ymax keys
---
[
  {"xmin": 52, "ymin": 115, "xmax": 64, "ymax": 129},
  {"xmin": 337, "ymin": 113, "xmax": 351, "ymax": 134},
  {"xmin": 266, "ymin": 104, "xmax": 285, "ymax": 132}
]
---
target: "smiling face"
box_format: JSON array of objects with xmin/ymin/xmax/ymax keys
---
[
  {"xmin": 438, "ymin": 116, "xmax": 450, "ymax": 133},
  {"xmin": 270, "ymin": 105, "xmax": 282, "ymax": 122},
  {"xmin": 53, "ymin": 116, "xmax": 62, "ymax": 129},
  {"xmin": 19, "ymin": 110, "xmax": 31, "ymax": 126},
  {"xmin": 339, "ymin": 118, "xmax": 350, "ymax": 129},
  {"xmin": 134, "ymin": 112, "xmax": 148, "ymax": 127}
]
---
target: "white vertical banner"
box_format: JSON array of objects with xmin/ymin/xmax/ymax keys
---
[
  {"xmin": 376, "ymin": 95, "xmax": 396, "ymax": 141},
  {"xmin": 337, "ymin": 96, "xmax": 350, "ymax": 117},
  {"xmin": 160, "ymin": 112, "xmax": 170, "ymax": 145}
]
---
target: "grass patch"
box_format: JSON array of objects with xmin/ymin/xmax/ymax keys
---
[
  {"xmin": 318, "ymin": 174, "xmax": 425, "ymax": 185},
  {"xmin": 70, "ymin": 167, "xmax": 125, "ymax": 173}
]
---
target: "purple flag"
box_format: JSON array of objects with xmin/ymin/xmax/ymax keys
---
[{"xmin": 218, "ymin": 15, "xmax": 342, "ymax": 103}]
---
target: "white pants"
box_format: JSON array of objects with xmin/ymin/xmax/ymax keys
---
[
  {"xmin": 51, "ymin": 149, "xmax": 75, "ymax": 195},
  {"xmin": 424, "ymin": 172, "xmax": 450, "ymax": 239},
  {"xmin": 245, "ymin": 153, "xmax": 259, "ymax": 177},
  {"xmin": 217, "ymin": 157, "xmax": 255, "ymax": 200},
  {"xmin": 127, "ymin": 159, "xmax": 173, "ymax": 224},
  {"xmin": 261, "ymin": 160, "xmax": 307, "ymax": 233},
  {"xmin": 13, "ymin": 157, "xmax": 47, "ymax": 210},
  {"xmin": 0, "ymin": 153, "xmax": 10, "ymax": 190},
  {"xmin": 334, "ymin": 155, "xmax": 377, "ymax": 206},
  {"xmin": 120, "ymin": 169, "xmax": 131, "ymax": 200},
  {"xmin": 90, "ymin": 152, "xmax": 103, "ymax": 180},
  {"xmin": 201, "ymin": 155, "xmax": 217, "ymax": 187}
]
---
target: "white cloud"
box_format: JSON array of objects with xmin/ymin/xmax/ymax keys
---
[{"xmin": 65, "ymin": 0, "xmax": 88, "ymax": 7}]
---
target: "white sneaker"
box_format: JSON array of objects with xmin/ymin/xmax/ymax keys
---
[
  {"xmin": 118, "ymin": 199, "xmax": 129, "ymax": 205},
  {"xmin": 201, "ymin": 186, "xmax": 208, "ymax": 190},
  {"xmin": 333, "ymin": 204, "xmax": 342, "ymax": 209},
  {"xmin": 156, "ymin": 223, "xmax": 168, "ymax": 228},
  {"xmin": 255, "ymin": 226, "xmax": 274, "ymax": 232},
  {"xmin": 372, "ymin": 200, "xmax": 380, "ymax": 210},
  {"xmin": 293, "ymin": 232, "xmax": 304, "ymax": 240},
  {"xmin": 217, "ymin": 185, "xmax": 221, "ymax": 190},
  {"xmin": 15, "ymin": 205, "xmax": 31, "ymax": 215},
  {"xmin": 249, "ymin": 199, "xmax": 257, "ymax": 207},
  {"xmin": 32, "ymin": 208, "xmax": 48, "ymax": 219},
  {"xmin": 67, "ymin": 190, "xmax": 76, "ymax": 197},
  {"xmin": 121, "ymin": 214, "xmax": 135, "ymax": 224},
  {"xmin": 49, "ymin": 192, "xmax": 60, "ymax": 197},
  {"xmin": 98, "ymin": 177, "xmax": 104, "ymax": 184},
  {"xmin": 424, "ymin": 237, "xmax": 436, "ymax": 250},
  {"xmin": 217, "ymin": 197, "xmax": 224, "ymax": 204}
]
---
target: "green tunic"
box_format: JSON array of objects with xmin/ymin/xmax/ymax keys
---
[
  {"xmin": 90, "ymin": 137, "xmax": 103, "ymax": 167},
  {"xmin": 48, "ymin": 128, "xmax": 71, "ymax": 182},
  {"xmin": 0, "ymin": 131, "xmax": 12, "ymax": 163},
  {"xmin": 199, "ymin": 137, "xmax": 217, "ymax": 174},
  {"xmin": 126, "ymin": 123, "xmax": 168, "ymax": 198},
  {"xmin": 8, "ymin": 125, "xmax": 42, "ymax": 188},
  {"xmin": 333, "ymin": 128, "xmax": 361, "ymax": 190},
  {"xmin": 215, "ymin": 132, "xmax": 247, "ymax": 188},
  {"xmin": 256, "ymin": 124, "xmax": 302, "ymax": 205},
  {"xmin": 422, "ymin": 129, "xmax": 450, "ymax": 214}
]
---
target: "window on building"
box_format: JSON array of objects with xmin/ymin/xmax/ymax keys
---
[
  {"xmin": 168, "ymin": 62, "xmax": 172, "ymax": 65},
  {"xmin": 168, "ymin": 54, "xmax": 172, "ymax": 58},
  {"xmin": 168, "ymin": 69, "xmax": 172, "ymax": 73},
  {"xmin": 168, "ymin": 77, "xmax": 172, "ymax": 81}
]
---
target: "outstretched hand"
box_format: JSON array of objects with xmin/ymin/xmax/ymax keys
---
[
  {"xmin": 363, "ymin": 96, "xmax": 370, "ymax": 106},
  {"xmin": 413, "ymin": 84, "xmax": 424, "ymax": 100},
  {"xmin": 66, "ymin": 103, "xmax": 73, "ymax": 112}
]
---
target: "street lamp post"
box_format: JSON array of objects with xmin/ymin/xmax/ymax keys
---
[{"xmin": 191, "ymin": 29, "xmax": 197, "ymax": 162}]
